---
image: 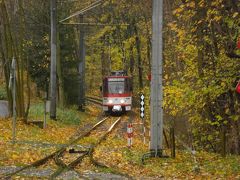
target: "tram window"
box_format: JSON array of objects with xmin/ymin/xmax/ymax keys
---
[{"xmin": 108, "ymin": 81, "xmax": 125, "ymax": 94}]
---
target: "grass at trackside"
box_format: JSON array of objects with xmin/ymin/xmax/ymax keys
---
[{"xmin": 28, "ymin": 103, "xmax": 91, "ymax": 125}]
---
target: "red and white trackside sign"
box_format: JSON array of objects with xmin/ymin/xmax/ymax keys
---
[
  {"xmin": 127, "ymin": 123, "xmax": 133, "ymax": 147},
  {"xmin": 236, "ymin": 81, "xmax": 240, "ymax": 94},
  {"xmin": 237, "ymin": 37, "xmax": 240, "ymax": 49}
]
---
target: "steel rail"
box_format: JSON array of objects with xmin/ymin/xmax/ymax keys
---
[
  {"xmin": 50, "ymin": 117, "xmax": 121, "ymax": 179},
  {"xmin": 1, "ymin": 116, "xmax": 109, "ymax": 179}
]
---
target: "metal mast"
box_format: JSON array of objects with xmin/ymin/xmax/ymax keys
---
[
  {"xmin": 150, "ymin": 0, "xmax": 163, "ymax": 156},
  {"xmin": 50, "ymin": 0, "xmax": 57, "ymax": 119},
  {"xmin": 9, "ymin": 58, "xmax": 16, "ymax": 143}
]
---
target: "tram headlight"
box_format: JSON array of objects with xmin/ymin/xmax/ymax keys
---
[
  {"xmin": 108, "ymin": 99, "xmax": 113, "ymax": 104},
  {"xmin": 120, "ymin": 99, "xmax": 125, "ymax": 104}
]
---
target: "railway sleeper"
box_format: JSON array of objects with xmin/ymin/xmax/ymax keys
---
[{"xmin": 68, "ymin": 148, "xmax": 88, "ymax": 154}]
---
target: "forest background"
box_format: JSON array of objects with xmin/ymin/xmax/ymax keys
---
[{"xmin": 0, "ymin": 0, "xmax": 240, "ymax": 155}]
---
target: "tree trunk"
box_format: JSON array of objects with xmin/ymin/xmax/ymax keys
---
[
  {"xmin": 0, "ymin": 0, "xmax": 27, "ymax": 120},
  {"xmin": 129, "ymin": 45, "xmax": 135, "ymax": 91},
  {"xmin": 0, "ymin": 1, "xmax": 14, "ymax": 115},
  {"xmin": 134, "ymin": 25, "xmax": 143, "ymax": 89}
]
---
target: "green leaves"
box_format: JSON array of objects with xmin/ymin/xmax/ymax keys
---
[{"xmin": 164, "ymin": 0, "xmax": 240, "ymax": 152}]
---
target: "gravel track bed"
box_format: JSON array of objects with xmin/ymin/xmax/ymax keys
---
[{"xmin": 0, "ymin": 166, "xmax": 128, "ymax": 179}]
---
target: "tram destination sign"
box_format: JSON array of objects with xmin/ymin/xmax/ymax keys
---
[{"xmin": 108, "ymin": 78, "xmax": 125, "ymax": 82}]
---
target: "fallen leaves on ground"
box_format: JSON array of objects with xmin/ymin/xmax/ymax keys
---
[
  {"xmin": 1, "ymin": 109, "xmax": 240, "ymax": 179},
  {"xmin": 0, "ymin": 112, "xmax": 97, "ymax": 166},
  {"xmin": 87, "ymin": 117, "xmax": 240, "ymax": 179}
]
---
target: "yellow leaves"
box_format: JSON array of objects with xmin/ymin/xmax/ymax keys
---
[
  {"xmin": 11, "ymin": 154, "xmax": 19, "ymax": 160},
  {"xmin": 23, "ymin": 151, "xmax": 35, "ymax": 163},
  {"xmin": 0, "ymin": 117, "xmax": 79, "ymax": 165},
  {"xmin": 220, "ymin": 81, "xmax": 226, "ymax": 87},
  {"xmin": 173, "ymin": 7, "xmax": 183, "ymax": 16},
  {"xmin": 25, "ymin": 40, "xmax": 33, "ymax": 46},
  {"xmin": 7, "ymin": 149, "xmax": 41, "ymax": 164},
  {"xmin": 233, "ymin": 12, "xmax": 239, "ymax": 18},
  {"xmin": 210, "ymin": 0, "xmax": 223, "ymax": 7},
  {"xmin": 213, "ymin": 16, "xmax": 221, "ymax": 22},
  {"xmin": 167, "ymin": 22, "xmax": 177, "ymax": 31},
  {"xmin": 43, "ymin": 35, "xmax": 49, "ymax": 42},
  {"xmin": 187, "ymin": 1, "xmax": 195, "ymax": 8},
  {"xmin": 206, "ymin": 4, "xmax": 223, "ymax": 23},
  {"xmin": 113, "ymin": 152, "xmax": 122, "ymax": 158},
  {"xmin": 167, "ymin": 22, "xmax": 186, "ymax": 41},
  {"xmin": 164, "ymin": 74, "xmax": 169, "ymax": 81},
  {"xmin": 196, "ymin": 20, "xmax": 203, "ymax": 25},
  {"xmin": 198, "ymin": 0, "xmax": 205, "ymax": 7}
]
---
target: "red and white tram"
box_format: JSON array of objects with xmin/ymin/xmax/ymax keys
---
[{"xmin": 102, "ymin": 71, "xmax": 132, "ymax": 113}]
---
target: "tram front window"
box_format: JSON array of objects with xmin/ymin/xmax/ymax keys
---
[{"xmin": 108, "ymin": 81, "xmax": 125, "ymax": 94}]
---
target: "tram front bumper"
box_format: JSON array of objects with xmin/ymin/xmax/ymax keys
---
[
  {"xmin": 103, "ymin": 105, "xmax": 131, "ymax": 112},
  {"xmin": 112, "ymin": 105, "xmax": 122, "ymax": 112}
]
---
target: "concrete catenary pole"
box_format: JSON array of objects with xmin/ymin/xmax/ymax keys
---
[
  {"xmin": 150, "ymin": 0, "xmax": 163, "ymax": 156},
  {"xmin": 50, "ymin": 0, "xmax": 57, "ymax": 119},
  {"xmin": 79, "ymin": 14, "xmax": 86, "ymax": 111}
]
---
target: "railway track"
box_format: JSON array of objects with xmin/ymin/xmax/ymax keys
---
[
  {"xmin": 1, "ymin": 116, "xmax": 123, "ymax": 179},
  {"xmin": 85, "ymin": 96, "xmax": 102, "ymax": 106}
]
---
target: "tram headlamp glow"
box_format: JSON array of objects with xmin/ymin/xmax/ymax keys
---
[
  {"xmin": 108, "ymin": 99, "xmax": 113, "ymax": 104},
  {"xmin": 120, "ymin": 99, "xmax": 125, "ymax": 104}
]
